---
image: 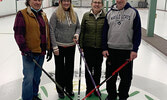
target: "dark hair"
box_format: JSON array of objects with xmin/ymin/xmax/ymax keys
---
[{"xmin": 25, "ymin": 0, "xmax": 30, "ymax": 6}]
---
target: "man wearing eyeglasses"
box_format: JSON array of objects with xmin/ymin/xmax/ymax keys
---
[
  {"xmin": 102, "ymin": 0, "xmax": 141, "ymax": 100},
  {"xmin": 13, "ymin": 0, "xmax": 52, "ymax": 100}
]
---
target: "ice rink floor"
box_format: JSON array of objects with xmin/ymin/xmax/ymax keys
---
[{"xmin": 0, "ymin": 7, "xmax": 167, "ymax": 100}]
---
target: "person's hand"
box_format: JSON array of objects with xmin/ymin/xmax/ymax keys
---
[
  {"xmin": 54, "ymin": 49, "xmax": 59, "ymax": 56},
  {"xmin": 24, "ymin": 51, "xmax": 34, "ymax": 60},
  {"xmin": 81, "ymin": 48, "xmax": 83, "ymax": 52},
  {"xmin": 73, "ymin": 34, "xmax": 79, "ymax": 44},
  {"xmin": 130, "ymin": 51, "xmax": 137, "ymax": 61},
  {"xmin": 46, "ymin": 50, "xmax": 52, "ymax": 62},
  {"xmin": 53, "ymin": 46, "xmax": 59, "ymax": 56},
  {"xmin": 102, "ymin": 50, "xmax": 109, "ymax": 58}
]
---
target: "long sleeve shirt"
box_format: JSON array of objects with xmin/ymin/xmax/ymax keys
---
[{"xmin": 13, "ymin": 7, "xmax": 50, "ymax": 55}]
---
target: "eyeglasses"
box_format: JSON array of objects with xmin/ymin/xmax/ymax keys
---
[{"xmin": 92, "ymin": 1, "xmax": 102, "ymax": 4}]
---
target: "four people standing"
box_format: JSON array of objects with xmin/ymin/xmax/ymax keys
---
[
  {"xmin": 14, "ymin": 0, "xmax": 141, "ymax": 99},
  {"xmin": 49, "ymin": 0, "xmax": 80, "ymax": 99},
  {"xmin": 79, "ymin": 0, "xmax": 105, "ymax": 96},
  {"xmin": 102, "ymin": 0, "xmax": 141, "ymax": 100},
  {"xmin": 13, "ymin": 0, "xmax": 52, "ymax": 100}
]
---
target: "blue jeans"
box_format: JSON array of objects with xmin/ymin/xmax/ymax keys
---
[{"xmin": 22, "ymin": 55, "xmax": 44, "ymax": 100}]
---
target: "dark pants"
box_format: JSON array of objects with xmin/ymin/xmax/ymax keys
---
[
  {"xmin": 106, "ymin": 49, "xmax": 133, "ymax": 99},
  {"xmin": 84, "ymin": 47, "xmax": 103, "ymax": 93},
  {"xmin": 54, "ymin": 46, "xmax": 75, "ymax": 93}
]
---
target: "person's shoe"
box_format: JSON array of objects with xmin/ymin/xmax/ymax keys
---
[
  {"xmin": 33, "ymin": 96, "xmax": 42, "ymax": 100},
  {"xmin": 68, "ymin": 91, "xmax": 75, "ymax": 96},
  {"xmin": 58, "ymin": 93, "xmax": 65, "ymax": 99}
]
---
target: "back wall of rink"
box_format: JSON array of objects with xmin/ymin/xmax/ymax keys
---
[
  {"xmin": 0, "ymin": 0, "xmax": 52, "ymax": 17},
  {"xmin": 0, "ymin": 0, "xmax": 167, "ymax": 17}
]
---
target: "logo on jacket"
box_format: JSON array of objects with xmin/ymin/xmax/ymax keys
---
[{"xmin": 111, "ymin": 14, "xmax": 130, "ymax": 25}]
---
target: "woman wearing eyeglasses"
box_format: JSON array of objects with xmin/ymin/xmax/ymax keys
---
[
  {"xmin": 79, "ymin": 0, "xmax": 105, "ymax": 97},
  {"xmin": 49, "ymin": 0, "xmax": 80, "ymax": 99}
]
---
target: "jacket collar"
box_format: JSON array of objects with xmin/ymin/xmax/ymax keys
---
[
  {"xmin": 89, "ymin": 9, "xmax": 105, "ymax": 17},
  {"xmin": 111, "ymin": 2, "xmax": 131, "ymax": 11},
  {"xmin": 27, "ymin": 6, "xmax": 46, "ymax": 17}
]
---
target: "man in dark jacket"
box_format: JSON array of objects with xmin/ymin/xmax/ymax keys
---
[{"xmin": 102, "ymin": 0, "xmax": 141, "ymax": 100}]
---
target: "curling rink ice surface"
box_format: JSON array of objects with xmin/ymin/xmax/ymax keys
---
[{"xmin": 0, "ymin": 7, "xmax": 167, "ymax": 100}]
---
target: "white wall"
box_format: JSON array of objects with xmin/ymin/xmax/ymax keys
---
[
  {"xmin": 72, "ymin": 0, "xmax": 81, "ymax": 6},
  {"xmin": 0, "ymin": 0, "xmax": 16, "ymax": 16},
  {"xmin": 42, "ymin": 0, "xmax": 52, "ymax": 8},
  {"xmin": 17, "ymin": 0, "xmax": 27, "ymax": 11},
  {"xmin": 0, "ymin": 0, "xmax": 167, "ymax": 17},
  {"xmin": 128, "ymin": 0, "xmax": 139, "ymax": 8},
  {"xmin": 0, "ymin": 0, "xmax": 52, "ymax": 17},
  {"xmin": 157, "ymin": 0, "xmax": 166, "ymax": 10},
  {"xmin": 81, "ymin": 0, "xmax": 91, "ymax": 7}
]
